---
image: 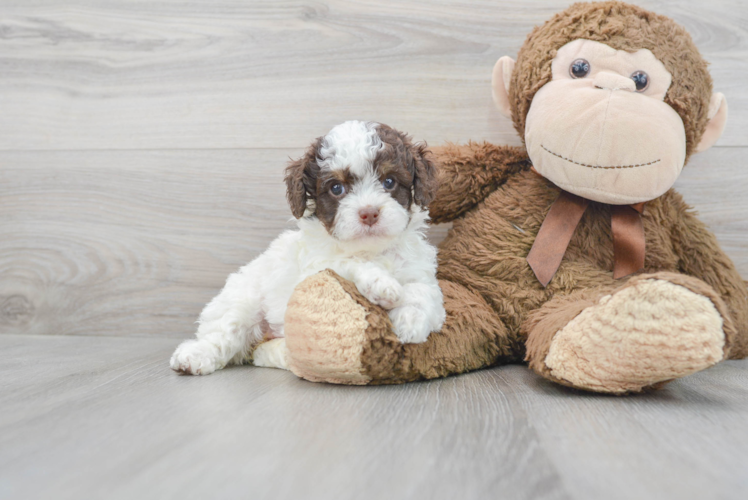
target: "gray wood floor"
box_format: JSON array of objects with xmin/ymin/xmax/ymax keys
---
[
  {"xmin": 2, "ymin": 1, "xmax": 748, "ymax": 499},
  {"xmin": 1, "ymin": 335, "xmax": 748, "ymax": 500}
]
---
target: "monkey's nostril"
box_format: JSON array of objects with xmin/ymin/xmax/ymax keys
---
[{"xmin": 359, "ymin": 207, "xmax": 380, "ymax": 226}]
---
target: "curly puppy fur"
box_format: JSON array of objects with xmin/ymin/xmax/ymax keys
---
[{"xmin": 171, "ymin": 121, "xmax": 445, "ymax": 375}]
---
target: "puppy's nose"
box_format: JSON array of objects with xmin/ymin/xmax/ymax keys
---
[{"xmin": 358, "ymin": 207, "xmax": 380, "ymax": 226}]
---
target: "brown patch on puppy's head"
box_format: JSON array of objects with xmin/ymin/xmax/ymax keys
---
[
  {"xmin": 285, "ymin": 137, "xmax": 323, "ymax": 219},
  {"xmin": 313, "ymin": 168, "xmax": 353, "ymax": 232},
  {"xmin": 285, "ymin": 122, "xmax": 438, "ymax": 239},
  {"xmin": 374, "ymin": 124, "xmax": 438, "ymax": 208}
]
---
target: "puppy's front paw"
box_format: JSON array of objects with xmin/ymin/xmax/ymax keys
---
[
  {"xmin": 389, "ymin": 306, "xmax": 432, "ymax": 344},
  {"xmin": 359, "ymin": 274, "xmax": 403, "ymax": 309},
  {"xmin": 170, "ymin": 339, "xmax": 220, "ymax": 375}
]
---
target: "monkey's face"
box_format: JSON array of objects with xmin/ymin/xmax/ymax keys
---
[{"xmin": 524, "ymin": 39, "xmax": 686, "ymax": 205}]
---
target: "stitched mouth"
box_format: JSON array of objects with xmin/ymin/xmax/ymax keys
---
[{"xmin": 541, "ymin": 145, "xmax": 660, "ymax": 170}]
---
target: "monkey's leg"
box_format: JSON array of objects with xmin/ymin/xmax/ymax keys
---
[
  {"xmin": 283, "ymin": 270, "xmax": 519, "ymax": 385},
  {"xmin": 523, "ymin": 272, "xmax": 736, "ymax": 394}
]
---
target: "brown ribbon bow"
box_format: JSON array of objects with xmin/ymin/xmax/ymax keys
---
[{"xmin": 527, "ymin": 191, "xmax": 646, "ymax": 287}]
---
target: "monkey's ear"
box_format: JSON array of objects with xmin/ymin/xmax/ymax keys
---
[
  {"xmin": 411, "ymin": 142, "xmax": 438, "ymax": 208},
  {"xmin": 284, "ymin": 147, "xmax": 318, "ymax": 218},
  {"xmin": 695, "ymin": 92, "xmax": 728, "ymax": 153},
  {"xmin": 492, "ymin": 56, "xmax": 515, "ymax": 118}
]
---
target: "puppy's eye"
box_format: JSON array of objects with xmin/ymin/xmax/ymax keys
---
[
  {"xmin": 570, "ymin": 59, "xmax": 590, "ymax": 78},
  {"xmin": 382, "ymin": 177, "xmax": 396, "ymax": 190},
  {"xmin": 330, "ymin": 183, "xmax": 345, "ymax": 196},
  {"xmin": 631, "ymin": 70, "xmax": 649, "ymax": 92}
]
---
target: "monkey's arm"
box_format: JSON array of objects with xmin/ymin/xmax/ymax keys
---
[
  {"xmin": 669, "ymin": 195, "xmax": 748, "ymax": 358},
  {"xmin": 428, "ymin": 143, "xmax": 529, "ymax": 223}
]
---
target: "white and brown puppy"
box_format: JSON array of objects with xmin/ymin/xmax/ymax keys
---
[{"xmin": 170, "ymin": 120, "xmax": 446, "ymax": 375}]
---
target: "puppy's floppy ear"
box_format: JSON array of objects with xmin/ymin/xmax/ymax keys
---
[
  {"xmin": 410, "ymin": 142, "xmax": 438, "ymax": 207},
  {"xmin": 284, "ymin": 139, "xmax": 321, "ymax": 218}
]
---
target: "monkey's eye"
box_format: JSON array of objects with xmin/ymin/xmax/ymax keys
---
[
  {"xmin": 631, "ymin": 71, "xmax": 649, "ymax": 92},
  {"xmin": 382, "ymin": 176, "xmax": 396, "ymax": 191},
  {"xmin": 569, "ymin": 59, "xmax": 590, "ymax": 78},
  {"xmin": 330, "ymin": 183, "xmax": 346, "ymax": 196}
]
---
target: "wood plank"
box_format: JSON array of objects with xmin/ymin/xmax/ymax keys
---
[
  {"xmin": 498, "ymin": 361, "xmax": 748, "ymax": 500},
  {"xmin": 674, "ymin": 147, "xmax": 748, "ymax": 275},
  {"xmin": 0, "ymin": 335, "xmax": 570, "ymax": 500},
  {"xmin": 1, "ymin": 146, "xmax": 746, "ymax": 338},
  {"xmin": 0, "ymin": 148, "xmax": 295, "ymax": 337},
  {"xmin": 1, "ymin": 334, "xmax": 746, "ymax": 500},
  {"xmin": 0, "ymin": 0, "xmax": 745, "ymax": 150}
]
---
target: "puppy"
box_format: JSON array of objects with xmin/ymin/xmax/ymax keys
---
[{"xmin": 170, "ymin": 120, "xmax": 446, "ymax": 375}]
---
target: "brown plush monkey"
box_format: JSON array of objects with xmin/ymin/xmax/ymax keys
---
[{"xmin": 276, "ymin": 1, "xmax": 747, "ymax": 393}]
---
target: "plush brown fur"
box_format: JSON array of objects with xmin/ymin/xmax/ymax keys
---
[
  {"xmin": 509, "ymin": 1, "xmax": 713, "ymax": 161},
  {"xmin": 523, "ymin": 271, "xmax": 738, "ymax": 391},
  {"xmin": 281, "ymin": 2, "xmax": 747, "ymax": 393},
  {"xmin": 286, "ymin": 269, "xmax": 519, "ymax": 385},
  {"xmin": 285, "ymin": 145, "xmax": 747, "ymax": 390},
  {"xmin": 433, "ymin": 143, "xmax": 746, "ymax": 360}
]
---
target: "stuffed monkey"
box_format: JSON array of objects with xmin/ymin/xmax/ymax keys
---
[{"xmin": 272, "ymin": 1, "xmax": 747, "ymax": 393}]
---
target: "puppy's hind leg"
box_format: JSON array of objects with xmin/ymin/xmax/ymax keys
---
[
  {"xmin": 253, "ymin": 338, "xmax": 289, "ymax": 370},
  {"xmin": 170, "ymin": 263, "xmax": 265, "ymax": 375}
]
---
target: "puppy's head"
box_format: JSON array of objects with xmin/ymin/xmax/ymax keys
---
[{"xmin": 285, "ymin": 120, "xmax": 437, "ymax": 241}]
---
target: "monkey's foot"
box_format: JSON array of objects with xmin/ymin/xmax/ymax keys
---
[
  {"xmin": 544, "ymin": 276, "xmax": 727, "ymax": 394},
  {"xmin": 283, "ymin": 270, "xmax": 398, "ymax": 385},
  {"xmin": 284, "ymin": 270, "xmax": 514, "ymax": 385}
]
